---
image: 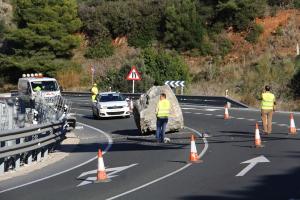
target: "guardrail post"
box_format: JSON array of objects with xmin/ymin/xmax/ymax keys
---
[
  {"xmin": 37, "ymin": 150, "xmax": 41, "ymax": 162},
  {"xmin": 27, "ymin": 152, "xmax": 32, "ymax": 165},
  {"xmin": 15, "ymin": 154, "xmax": 20, "ymax": 170},
  {"xmin": 43, "ymin": 148, "xmax": 49, "ymax": 159},
  {"xmin": 0, "ymin": 159, "xmax": 4, "ymax": 174}
]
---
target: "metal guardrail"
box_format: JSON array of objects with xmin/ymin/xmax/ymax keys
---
[
  {"xmin": 0, "ymin": 120, "xmax": 67, "ymax": 174},
  {"xmin": 0, "ymin": 94, "xmax": 74, "ymax": 174},
  {"xmin": 61, "ymin": 91, "xmax": 248, "ymax": 108}
]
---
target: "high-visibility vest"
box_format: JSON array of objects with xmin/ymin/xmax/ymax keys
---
[
  {"xmin": 34, "ymin": 86, "xmax": 41, "ymax": 92},
  {"xmin": 91, "ymin": 86, "xmax": 98, "ymax": 102},
  {"xmin": 261, "ymin": 92, "xmax": 275, "ymax": 110},
  {"xmin": 157, "ymin": 99, "xmax": 171, "ymax": 118}
]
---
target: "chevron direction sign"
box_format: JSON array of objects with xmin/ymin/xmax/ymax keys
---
[{"xmin": 165, "ymin": 81, "xmax": 185, "ymax": 88}]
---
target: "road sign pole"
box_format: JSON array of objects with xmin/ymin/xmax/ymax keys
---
[
  {"xmin": 92, "ymin": 72, "xmax": 94, "ymax": 85},
  {"xmin": 181, "ymin": 86, "xmax": 183, "ymax": 95},
  {"xmin": 132, "ymin": 80, "xmax": 135, "ymax": 94}
]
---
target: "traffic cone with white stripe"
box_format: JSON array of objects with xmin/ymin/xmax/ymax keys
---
[
  {"xmin": 289, "ymin": 113, "xmax": 297, "ymax": 135},
  {"xmin": 130, "ymin": 99, "xmax": 134, "ymax": 112},
  {"xmin": 95, "ymin": 149, "xmax": 110, "ymax": 182},
  {"xmin": 224, "ymin": 105, "xmax": 229, "ymax": 120},
  {"xmin": 254, "ymin": 123, "xmax": 264, "ymax": 148},
  {"xmin": 189, "ymin": 135, "xmax": 202, "ymax": 163}
]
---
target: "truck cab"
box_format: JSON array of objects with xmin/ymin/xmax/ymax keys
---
[{"xmin": 18, "ymin": 74, "xmax": 61, "ymax": 106}]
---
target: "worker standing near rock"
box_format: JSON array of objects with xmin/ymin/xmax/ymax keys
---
[
  {"xmin": 261, "ymin": 85, "xmax": 276, "ymax": 135},
  {"xmin": 156, "ymin": 93, "xmax": 171, "ymax": 143}
]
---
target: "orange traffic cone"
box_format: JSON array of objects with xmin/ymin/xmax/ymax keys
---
[
  {"xmin": 224, "ymin": 105, "xmax": 229, "ymax": 120},
  {"xmin": 289, "ymin": 113, "xmax": 297, "ymax": 135},
  {"xmin": 96, "ymin": 149, "xmax": 110, "ymax": 182},
  {"xmin": 189, "ymin": 135, "xmax": 202, "ymax": 163},
  {"xmin": 254, "ymin": 123, "xmax": 264, "ymax": 148}
]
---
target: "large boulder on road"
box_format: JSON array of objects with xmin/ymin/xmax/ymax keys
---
[{"xmin": 133, "ymin": 85, "xmax": 184, "ymax": 134}]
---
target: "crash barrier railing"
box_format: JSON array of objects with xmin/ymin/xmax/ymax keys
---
[
  {"xmin": 0, "ymin": 99, "xmax": 19, "ymax": 131},
  {"xmin": 0, "ymin": 120, "xmax": 67, "ymax": 174},
  {"xmin": 61, "ymin": 91, "xmax": 248, "ymax": 108},
  {"xmin": 0, "ymin": 95, "xmax": 74, "ymax": 174}
]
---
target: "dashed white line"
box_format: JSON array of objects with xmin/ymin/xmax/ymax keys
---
[
  {"xmin": 195, "ymin": 113, "xmax": 203, "ymax": 115},
  {"xmin": 278, "ymin": 124, "xmax": 288, "ymax": 127}
]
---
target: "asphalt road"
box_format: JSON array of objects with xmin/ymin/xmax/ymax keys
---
[{"xmin": 0, "ymin": 96, "xmax": 299, "ymax": 200}]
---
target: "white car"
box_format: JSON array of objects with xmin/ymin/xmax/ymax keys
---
[{"xmin": 92, "ymin": 92, "xmax": 130, "ymax": 118}]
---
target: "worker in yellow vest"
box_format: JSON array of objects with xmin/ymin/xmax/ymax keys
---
[
  {"xmin": 156, "ymin": 93, "xmax": 171, "ymax": 143},
  {"xmin": 261, "ymin": 85, "xmax": 276, "ymax": 134},
  {"xmin": 91, "ymin": 83, "xmax": 98, "ymax": 102}
]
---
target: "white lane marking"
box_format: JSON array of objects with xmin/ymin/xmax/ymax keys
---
[
  {"xmin": 236, "ymin": 156, "xmax": 270, "ymax": 177},
  {"xmin": 205, "ymin": 114, "xmax": 212, "ymax": 116},
  {"xmin": 0, "ymin": 122, "xmax": 113, "ymax": 194},
  {"xmin": 278, "ymin": 124, "xmax": 288, "ymax": 127},
  {"xmin": 195, "ymin": 113, "xmax": 203, "ymax": 115},
  {"xmin": 184, "ymin": 112, "xmax": 192, "ymax": 114},
  {"xmin": 182, "ymin": 107, "xmax": 220, "ymax": 112},
  {"xmin": 205, "ymin": 109, "xmax": 220, "ymax": 112},
  {"xmin": 106, "ymin": 127, "xmax": 208, "ymax": 200},
  {"xmin": 247, "ymin": 119, "xmax": 256, "ymax": 121},
  {"xmin": 216, "ymin": 114, "xmax": 223, "ymax": 117},
  {"xmin": 237, "ymin": 117, "xmax": 245, "ymax": 120}
]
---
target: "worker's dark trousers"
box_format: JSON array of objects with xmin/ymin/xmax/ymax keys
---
[{"xmin": 156, "ymin": 117, "xmax": 168, "ymax": 143}]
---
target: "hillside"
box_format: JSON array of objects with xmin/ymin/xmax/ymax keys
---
[{"xmin": 0, "ymin": 0, "xmax": 300, "ymax": 110}]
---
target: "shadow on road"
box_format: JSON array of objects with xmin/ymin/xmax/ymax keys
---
[{"xmin": 179, "ymin": 166, "xmax": 300, "ymax": 199}]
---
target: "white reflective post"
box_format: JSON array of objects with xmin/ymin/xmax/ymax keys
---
[{"xmin": 132, "ymin": 80, "xmax": 135, "ymax": 94}]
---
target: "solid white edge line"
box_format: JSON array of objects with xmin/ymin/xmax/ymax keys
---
[
  {"xmin": 106, "ymin": 126, "xmax": 208, "ymax": 200},
  {"xmin": 0, "ymin": 122, "xmax": 113, "ymax": 194}
]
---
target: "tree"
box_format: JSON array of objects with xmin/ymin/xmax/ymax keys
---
[
  {"xmin": 216, "ymin": 0, "xmax": 267, "ymax": 30},
  {"xmin": 142, "ymin": 48, "xmax": 190, "ymax": 85},
  {"xmin": 163, "ymin": 0, "xmax": 205, "ymax": 51},
  {"xmin": 0, "ymin": 0, "xmax": 82, "ymax": 80}
]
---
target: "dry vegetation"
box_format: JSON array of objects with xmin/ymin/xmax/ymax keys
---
[{"xmin": 186, "ymin": 9, "xmax": 300, "ymax": 110}]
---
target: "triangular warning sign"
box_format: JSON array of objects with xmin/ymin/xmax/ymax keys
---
[{"xmin": 126, "ymin": 66, "xmax": 141, "ymax": 81}]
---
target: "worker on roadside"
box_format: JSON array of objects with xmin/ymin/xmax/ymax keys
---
[
  {"xmin": 91, "ymin": 83, "xmax": 98, "ymax": 102},
  {"xmin": 156, "ymin": 93, "xmax": 171, "ymax": 143},
  {"xmin": 261, "ymin": 85, "xmax": 276, "ymax": 135}
]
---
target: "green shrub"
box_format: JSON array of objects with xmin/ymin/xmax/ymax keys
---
[
  {"xmin": 245, "ymin": 24, "xmax": 264, "ymax": 43},
  {"xmin": 128, "ymin": 31, "xmax": 153, "ymax": 49},
  {"xmin": 163, "ymin": 0, "xmax": 205, "ymax": 51},
  {"xmin": 218, "ymin": 38, "xmax": 233, "ymax": 56},
  {"xmin": 85, "ymin": 40, "xmax": 114, "ymax": 59},
  {"xmin": 294, "ymin": 0, "xmax": 300, "ymax": 8},
  {"xmin": 142, "ymin": 48, "xmax": 191, "ymax": 85}
]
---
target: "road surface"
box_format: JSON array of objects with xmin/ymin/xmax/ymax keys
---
[{"xmin": 0, "ymin": 96, "xmax": 299, "ymax": 200}]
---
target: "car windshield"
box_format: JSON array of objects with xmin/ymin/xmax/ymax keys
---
[
  {"xmin": 31, "ymin": 81, "xmax": 58, "ymax": 92},
  {"xmin": 99, "ymin": 94, "xmax": 125, "ymax": 102}
]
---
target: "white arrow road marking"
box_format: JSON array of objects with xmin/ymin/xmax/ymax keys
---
[
  {"xmin": 77, "ymin": 163, "xmax": 138, "ymax": 187},
  {"xmin": 236, "ymin": 156, "xmax": 270, "ymax": 177},
  {"xmin": 204, "ymin": 109, "xmax": 220, "ymax": 111}
]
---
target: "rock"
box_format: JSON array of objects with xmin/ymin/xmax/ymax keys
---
[{"xmin": 133, "ymin": 85, "xmax": 184, "ymax": 134}]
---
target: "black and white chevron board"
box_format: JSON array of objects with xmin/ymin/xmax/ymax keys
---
[{"xmin": 164, "ymin": 81, "xmax": 185, "ymax": 88}]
